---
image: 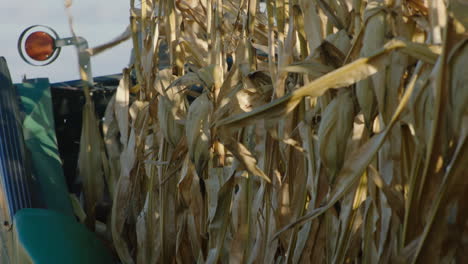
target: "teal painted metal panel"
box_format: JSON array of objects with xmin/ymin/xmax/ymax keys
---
[
  {"xmin": 14, "ymin": 208, "xmax": 115, "ymax": 264},
  {"xmin": 16, "ymin": 79, "xmax": 73, "ymax": 216}
]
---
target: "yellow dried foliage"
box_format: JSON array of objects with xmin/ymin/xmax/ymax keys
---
[{"xmin": 74, "ymin": 0, "xmax": 468, "ymax": 263}]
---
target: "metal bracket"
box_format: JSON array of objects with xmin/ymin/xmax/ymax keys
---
[{"xmin": 56, "ymin": 37, "xmax": 93, "ymax": 86}]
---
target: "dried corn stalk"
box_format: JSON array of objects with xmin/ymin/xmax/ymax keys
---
[{"xmin": 71, "ymin": 0, "xmax": 468, "ymax": 263}]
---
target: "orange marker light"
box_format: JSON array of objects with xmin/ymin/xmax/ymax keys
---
[{"xmin": 25, "ymin": 31, "xmax": 55, "ymax": 61}]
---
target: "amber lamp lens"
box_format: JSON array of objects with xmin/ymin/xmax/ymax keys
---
[{"xmin": 25, "ymin": 31, "xmax": 55, "ymax": 61}]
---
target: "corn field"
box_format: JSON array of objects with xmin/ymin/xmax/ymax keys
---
[{"xmin": 71, "ymin": 0, "xmax": 468, "ymax": 263}]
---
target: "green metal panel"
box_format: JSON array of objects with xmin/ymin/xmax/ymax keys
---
[
  {"xmin": 16, "ymin": 79, "xmax": 73, "ymax": 216},
  {"xmin": 13, "ymin": 79, "xmax": 115, "ymax": 263},
  {"xmin": 13, "ymin": 208, "xmax": 115, "ymax": 264}
]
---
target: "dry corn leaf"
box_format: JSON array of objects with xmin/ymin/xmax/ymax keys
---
[
  {"xmin": 186, "ymin": 93, "xmax": 213, "ymax": 174},
  {"xmin": 206, "ymin": 169, "xmax": 235, "ymax": 264},
  {"xmin": 449, "ymin": 39, "xmax": 468, "ymax": 137},
  {"xmin": 282, "ymin": 61, "xmax": 333, "ymax": 78},
  {"xmin": 223, "ymin": 138, "xmax": 271, "ymax": 183},
  {"xmin": 217, "ymin": 39, "xmax": 406, "ymax": 129},
  {"xmin": 102, "ymin": 94, "xmax": 121, "ymax": 198},
  {"xmin": 78, "ymin": 101, "xmax": 106, "ymax": 230},
  {"xmin": 318, "ymin": 91, "xmax": 355, "ymax": 181},
  {"xmin": 273, "ymin": 50, "xmax": 422, "ymax": 238}
]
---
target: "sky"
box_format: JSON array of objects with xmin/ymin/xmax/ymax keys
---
[{"xmin": 1, "ymin": 0, "xmax": 132, "ymax": 83}]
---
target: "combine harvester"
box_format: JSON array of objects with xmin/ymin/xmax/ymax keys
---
[{"xmin": 0, "ymin": 25, "xmax": 118, "ymax": 264}]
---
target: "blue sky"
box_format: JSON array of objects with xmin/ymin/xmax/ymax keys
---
[{"xmin": 1, "ymin": 0, "xmax": 132, "ymax": 83}]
